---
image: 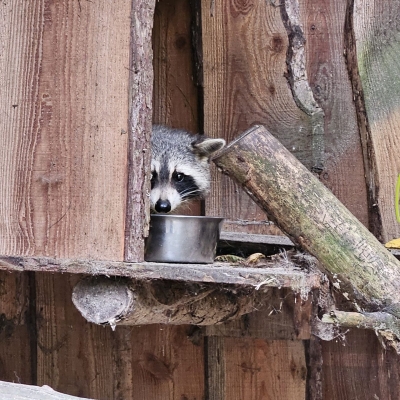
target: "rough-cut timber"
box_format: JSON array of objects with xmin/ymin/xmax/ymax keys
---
[
  {"xmin": 0, "ymin": 254, "xmax": 322, "ymax": 289},
  {"xmin": 348, "ymin": 0, "xmax": 400, "ymax": 242},
  {"xmin": 72, "ymin": 277, "xmax": 270, "ymax": 326},
  {"xmin": 302, "ymin": 0, "xmax": 369, "ymax": 227},
  {"xmin": 0, "ymin": 381, "xmax": 93, "ymax": 400},
  {"xmin": 214, "ymin": 125, "xmax": 400, "ymax": 318},
  {"xmin": 201, "ymin": 0, "xmax": 313, "ymax": 236},
  {"xmin": 0, "ymin": 0, "xmax": 130, "ymax": 261},
  {"xmin": 124, "ymin": 0, "xmax": 156, "ymax": 262},
  {"xmin": 281, "ymin": 0, "xmax": 325, "ymax": 172}
]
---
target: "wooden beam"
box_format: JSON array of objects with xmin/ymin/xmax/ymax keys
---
[
  {"xmin": 0, "ymin": 254, "xmax": 322, "ymax": 289},
  {"xmin": 124, "ymin": 0, "xmax": 156, "ymax": 262}
]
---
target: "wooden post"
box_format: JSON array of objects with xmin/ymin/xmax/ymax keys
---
[
  {"xmin": 124, "ymin": 0, "xmax": 156, "ymax": 262},
  {"xmin": 214, "ymin": 125, "xmax": 400, "ymax": 316}
]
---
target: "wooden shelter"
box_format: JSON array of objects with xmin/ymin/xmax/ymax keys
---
[{"xmin": 0, "ymin": 0, "xmax": 400, "ymax": 399}]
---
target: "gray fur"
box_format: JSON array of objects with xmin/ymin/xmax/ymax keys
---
[{"xmin": 151, "ymin": 125, "xmax": 226, "ymax": 213}]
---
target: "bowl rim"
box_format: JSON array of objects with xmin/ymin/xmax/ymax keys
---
[{"xmin": 150, "ymin": 214, "xmax": 224, "ymax": 221}]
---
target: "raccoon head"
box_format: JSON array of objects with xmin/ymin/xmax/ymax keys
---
[{"xmin": 150, "ymin": 126, "xmax": 226, "ymax": 213}]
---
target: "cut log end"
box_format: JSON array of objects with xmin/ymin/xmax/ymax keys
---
[{"xmin": 72, "ymin": 277, "xmax": 133, "ymax": 325}]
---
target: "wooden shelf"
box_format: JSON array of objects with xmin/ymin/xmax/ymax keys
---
[{"xmin": 0, "ymin": 254, "xmax": 322, "ymax": 290}]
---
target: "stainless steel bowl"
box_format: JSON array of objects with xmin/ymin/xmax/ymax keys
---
[{"xmin": 144, "ymin": 215, "xmax": 224, "ymax": 264}]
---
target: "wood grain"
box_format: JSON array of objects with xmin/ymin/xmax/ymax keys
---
[
  {"xmin": 202, "ymin": 0, "xmax": 313, "ymax": 234},
  {"xmin": 0, "ymin": 255, "xmax": 323, "ymax": 288},
  {"xmin": 124, "ymin": 0, "xmax": 155, "ymax": 261},
  {"xmin": 35, "ymin": 273, "xmax": 115, "ymax": 399},
  {"xmin": 130, "ymin": 325, "xmax": 204, "ymax": 400},
  {"xmin": 322, "ymin": 330, "xmax": 400, "ymax": 400},
  {"xmin": 0, "ymin": 272, "xmax": 33, "ymax": 385},
  {"xmin": 351, "ymin": 0, "xmax": 400, "ymax": 241},
  {"xmin": 214, "ymin": 125, "xmax": 400, "ymax": 313},
  {"xmin": 153, "ymin": 0, "xmax": 199, "ymax": 132},
  {"xmin": 207, "ymin": 337, "xmax": 307, "ymax": 399},
  {"xmin": 301, "ymin": 0, "xmax": 369, "ymax": 227},
  {"xmin": 0, "ymin": 0, "xmax": 130, "ymax": 261}
]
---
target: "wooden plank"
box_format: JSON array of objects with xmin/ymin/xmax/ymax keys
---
[
  {"xmin": 153, "ymin": 0, "xmax": 199, "ymax": 134},
  {"xmin": 129, "ymin": 325, "xmax": 204, "ymax": 399},
  {"xmin": 300, "ymin": 0, "xmax": 369, "ymax": 227},
  {"xmin": 321, "ymin": 330, "xmax": 400, "ymax": 399},
  {"xmin": 350, "ymin": 0, "xmax": 400, "ymax": 241},
  {"xmin": 124, "ymin": 0, "xmax": 155, "ymax": 261},
  {"xmin": 0, "ymin": 0, "xmax": 130, "ymax": 261},
  {"xmin": 0, "ymin": 272, "xmax": 33, "ymax": 385},
  {"xmin": 202, "ymin": 0, "xmax": 313, "ymax": 235},
  {"xmin": 35, "ymin": 274, "xmax": 116, "ymax": 399},
  {"xmin": 0, "ymin": 255, "xmax": 323, "ymax": 289},
  {"xmin": 207, "ymin": 337, "xmax": 307, "ymax": 399}
]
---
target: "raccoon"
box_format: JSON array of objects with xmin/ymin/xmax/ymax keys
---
[{"xmin": 150, "ymin": 125, "xmax": 226, "ymax": 213}]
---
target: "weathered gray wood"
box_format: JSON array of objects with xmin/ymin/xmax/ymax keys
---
[
  {"xmin": 72, "ymin": 277, "xmax": 270, "ymax": 326},
  {"xmin": 0, "ymin": 381, "xmax": 93, "ymax": 400},
  {"xmin": 322, "ymin": 310, "xmax": 400, "ymax": 345},
  {"xmin": 214, "ymin": 125, "xmax": 400, "ymax": 322},
  {"xmin": 124, "ymin": 0, "xmax": 156, "ymax": 262},
  {"xmin": 0, "ymin": 254, "xmax": 321, "ymax": 289}
]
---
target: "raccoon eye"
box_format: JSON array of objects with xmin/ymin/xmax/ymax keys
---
[
  {"xmin": 150, "ymin": 171, "xmax": 157, "ymax": 188},
  {"xmin": 174, "ymin": 172, "xmax": 185, "ymax": 182}
]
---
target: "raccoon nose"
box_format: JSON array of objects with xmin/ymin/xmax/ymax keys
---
[{"xmin": 155, "ymin": 199, "xmax": 171, "ymax": 213}]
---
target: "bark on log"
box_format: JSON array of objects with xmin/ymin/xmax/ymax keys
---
[
  {"xmin": 213, "ymin": 125, "xmax": 400, "ymax": 318},
  {"xmin": 72, "ymin": 277, "xmax": 269, "ymax": 326},
  {"xmin": 322, "ymin": 310, "xmax": 400, "ymax": 342}
]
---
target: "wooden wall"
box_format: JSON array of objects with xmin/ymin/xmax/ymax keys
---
[{"xmin": 0, "ymin": 0, "xmax": 400, "ymax": 399}]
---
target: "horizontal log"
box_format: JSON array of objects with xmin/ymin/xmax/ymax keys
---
[
  {"xmin": 322, "ymin": 310, "xmax": 400, "ymax": 335},
  {"xmin": 72, "ymin": 277, "xmax": 271, "ymax": 326},
  {"xmin": 322, "ymin": 310, "xmax": 400, "ymax": 350},
  {"xmin": 0, "ymin": 381, "xmax": 93, "ymax": 400},
  {"xmin": 0, "ymin": 254, "xmax": 322, "ymax": 289}
]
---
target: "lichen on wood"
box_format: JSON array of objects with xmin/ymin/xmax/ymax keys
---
[{"xmin": 214, "ymin": 125, "xmax": 400, "ymax": 349}]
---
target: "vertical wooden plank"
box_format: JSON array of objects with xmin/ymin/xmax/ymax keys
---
[
  {"xmin": 153, "ymin": 0, "xmax": 199, "ymax": 132},
  {"xmin": 125, "ymin": 0, "xmax": 155, "ymax": 261},
  {"xmin": 202, "ymin": 0, "xmax": 313, "ymax": 234},
  {"xmin": 130, "ymin": 325, "xmax": 205, "ymax": 400},
  {"xmin": 322, "ymin": 330, "xmax": 400, "ymax": 399},
  {"xmin": 301, "ymin": 0, "xmax": 369, "ymax": 227},
  {"xmin": 207, "ymin": 337, "xmax": 307, "ymax": 400},
  {"xmin": 0, "ymin": 0, "xmax": 130, "ymax": 261},
  {"xmin": 152, "ymin": 0, "xmax": 201, "ymax": 216},
  {"xmin": 351, "ymin": 0, "xmax": 400, "ymax": 241},
  {"xmin": 0, "ymin": 272, "xmax": 33, "ymax": 385},
  {"xmin": 35, "ymin": 273, "xmax": 116, "ymax": 399}
]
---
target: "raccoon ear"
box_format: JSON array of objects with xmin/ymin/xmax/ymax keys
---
[{"xmin": 192, "ymin": 137, "xmax": 226, "ymax": 159}]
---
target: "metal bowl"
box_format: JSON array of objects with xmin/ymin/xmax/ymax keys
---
[{"xmin": 144, "ymin": 215, "xmax": 224, "ymax": 264}]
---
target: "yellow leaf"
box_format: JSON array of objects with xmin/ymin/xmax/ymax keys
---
[{"xmin": 385, "ymin": 238, "xmax": 400, "ymax": 249}]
